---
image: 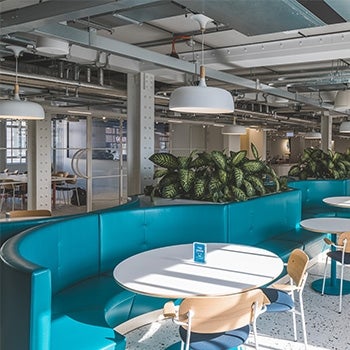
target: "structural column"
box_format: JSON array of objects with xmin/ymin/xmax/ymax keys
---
[
  {"xmin": 320, "ymin": 111, "xmax": 332, "ymax": 151},
  {"xmin": 27, "ymin": 117, "xmax": 52, "ymax": 209},
  {"xmin": 0, "ymin": 121, "xmax": 6, "ymax": 171},
  {"xmin": 127, "ymin": 72, "xmax": 155, "ymax": 196},
  {"xmin": 223, "ymin": 135, "xmax": 241, "ymax": 153}
]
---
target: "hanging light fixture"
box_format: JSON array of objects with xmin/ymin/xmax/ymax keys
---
[
  {"xmin": 0, "ymin": 46, "xmax": 45, "ymax": 120},
  {"xmin": 304, "ymin": 130, "xmax": 321, "ymax": 139},
  {"xmin": 221, "ymin": 117, "xmax": 246, "ymax": 135},
  {"xmin": 334, "ymin": 90, "xmax": 350, "ymax": 112},
  {"xmin": 169, "ymin": 14, "xmax": 234, "ymax": 114},
  {"xmin": 339, "ymin": 120, "xmax": 350, "ymax": 133}
]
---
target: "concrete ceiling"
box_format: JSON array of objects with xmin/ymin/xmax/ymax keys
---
[{"xmin": 1, "ymin": 0, "xmax": 350, "ymax": 137}]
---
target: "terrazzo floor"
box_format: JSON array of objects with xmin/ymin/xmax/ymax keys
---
[{"xmin": 125, "ymin": 255, "xmax": 350, "ymax": 350}]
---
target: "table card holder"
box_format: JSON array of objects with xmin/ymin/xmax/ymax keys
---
[{"xmin": 193, "ymin": 242, "xmax": 207, "ymax": 264}]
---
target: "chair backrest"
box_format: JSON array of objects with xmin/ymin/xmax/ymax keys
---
[
  {"xmin": 6, "ymin": 210, "xmax": 52, "ymax": 218},
  {"xmin": 287, "ymin": 248, "xmax": 309, "ymax": 288},
  {"xmin": 178, "ymin": 288, "xmax": 267, "ymax": 334},
  {"xmin": 338, "ymin": 232, "xmax": 350, "ymax": 253},
  {"xmin": 0, "ymin": 179, "xmax": 16, "ymax": 190},
  {"xmin": 65, "ymin": 174, "xmax": 77, "ymax": 184}
]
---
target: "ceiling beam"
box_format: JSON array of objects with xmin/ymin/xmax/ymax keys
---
[{"xmin": 32, "ymin": 22, "xmax": 337, "ymax": 112}]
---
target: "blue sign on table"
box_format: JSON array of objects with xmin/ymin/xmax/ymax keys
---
[{"xmin": 193, "ymin": 242, "xmax": 207, "ymax": 264}]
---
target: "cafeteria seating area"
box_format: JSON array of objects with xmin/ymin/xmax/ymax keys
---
[
  {"xmin": 2, "ymin": 181, "xmax": 350, "ymax": 350},
  {"xmin": 125, "ymin": 260, "xmax": 350, "ymax": 350},
  {"xmin": 2, "ymin": 2, "xmax": 350, "ymax": 350}
]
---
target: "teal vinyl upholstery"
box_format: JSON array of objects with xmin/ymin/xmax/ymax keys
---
[
  {"xmin": 0, "ymin": 188, "xmax": 337, "ymax": 350},
  {"xmin": 288, "ymin": 179, "xmax": 350, "ymax": 218}
]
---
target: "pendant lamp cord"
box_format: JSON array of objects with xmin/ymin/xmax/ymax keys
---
[
  {"xmin": 15, "ymin": 54, "xmax": 18, "ymax": 86},
  {"xmin": 201, "ymin": 28, "xmax": 205, "ymax": 67}
]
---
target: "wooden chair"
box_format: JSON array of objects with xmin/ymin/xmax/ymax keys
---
[
  {"xmin": 261, "ymin": 248, "xmax": 309, "ymax": 349},
  {"xmin": 322, "ymin": 231, "xmax": 350, "ymax": 313},
  {"xmin": 5, "ymin": 209, "xmax": 52, "ymax": 218},
  {"xmin": 54, "ymin": 173, "xmax": 79, "ymax": 205},
  {"xmin": 163, "ymin": 288, "xmax": 268, "ymax": 350},
  {"xmin": 0, "ymin": 179, "xmax": 16, "ymax": 211}
]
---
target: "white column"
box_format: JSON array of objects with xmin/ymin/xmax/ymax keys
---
[
  {"xmin": 223, "ymin": 135, "xmax": 241, "ymax": 153},
  {"xmin": 27, "ymin": 117, "xmax": 52, "ymax": 210},
  {"xmin": 0, "ymin": 121, "xmax": 6, "ymax": 171},
  {"xmin": 320, "ymin": 111, "xmax": 332, "ymax": 151},
  {"xmin": 127, "ymin": 72, "xmax": 154, "ymax": 195}
]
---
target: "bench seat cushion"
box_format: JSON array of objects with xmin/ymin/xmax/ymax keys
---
[
  {"xmin": 50, "ymin": 314, "xmax": 125, "ymax": 350},
  {"xmin": 53, "ymin": 274, "xmax": 170, "ymax": 329},
  {"xmin": 256, "ymin": 238, "xmax": 302, "ymax": 262},
  {"xmin": 301, "ymin": 208, "xmax": 337, "ymax": 219}
]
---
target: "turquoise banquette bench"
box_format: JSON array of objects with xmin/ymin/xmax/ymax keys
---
[
  {"xmin": 0, "ymin": 189, "xmax": 327, "ymax": 350},
  {"xmin": 288, "ymin": 179, "xmax": 350, "ymax": 219}
]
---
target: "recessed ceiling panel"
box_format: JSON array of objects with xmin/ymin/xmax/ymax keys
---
[{"xmin": 175, "ymin": 0, "xmax": 325, "ymax": 36}]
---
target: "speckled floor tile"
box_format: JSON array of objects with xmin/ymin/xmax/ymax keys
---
[{"xmin": 125, "ymin": 255, "xmax": 350, "ymax": 349}]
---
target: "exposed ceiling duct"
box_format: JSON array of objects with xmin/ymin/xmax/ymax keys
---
[{"xmin": 1, "ymin": 0, "xmax": 350, "ymax": 136}]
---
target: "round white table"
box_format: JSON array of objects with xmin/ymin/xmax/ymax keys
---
[
  {"xmin": 113, "ymin": 243, "xmax": 284, "ymax": 298},
  {"xmin": 300, "ymin": 217, "xmax": 350, "ymax": 295},
  {"xmin": 323, "ymin": 196, "xmax": 350, "ymax": 209}
]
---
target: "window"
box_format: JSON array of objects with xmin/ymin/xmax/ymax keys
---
[{"xmin": 6, "ymin": 120, "xmax": 27, "ymax": 164}]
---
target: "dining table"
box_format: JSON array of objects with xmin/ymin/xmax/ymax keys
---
[
  {"xmin": 300, "ymin": 217, "xmax": 350, "ymax": 295},
  {"xmin": 113, "ymin": 243, "xmax": 284, "ymax": 299},
  {"xmin": 323, "ymin": 196, "xmax": 350, "ymax": 209}
]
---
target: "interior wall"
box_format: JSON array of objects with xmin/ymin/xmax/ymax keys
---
[{"xmin": 333, "ymin": 137, "xmax": 350, "ymax": 153}]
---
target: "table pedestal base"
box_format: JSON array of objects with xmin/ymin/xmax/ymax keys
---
[{"xmin": 312, "ymin": 278, "xmax": 350, "ymax": 295}]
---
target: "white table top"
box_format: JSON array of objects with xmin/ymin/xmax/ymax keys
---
[
  {"xmin": 300, "ymin": 217, "xmax": 350, "ymax": 234},
  {"xmin": 113, "ymin": 243, "xmax": 284, "ymax": 299},
  {"xmin": 323, "ymin": 196, "xmax": 350, "ymax": 208}
]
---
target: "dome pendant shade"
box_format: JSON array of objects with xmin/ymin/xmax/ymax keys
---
[
  {"xmin": 339, "ymin": 121, "xmax": 350, "ymax": 133},
  {"xmin": 0, "ymin": 85, "xmax": 45, "ymax": 120},
  {"xmin": 221, "ymin": 124, "xmax": 246, "ymax": 135},
  {"xmin": 334, "ymin": 90, "xmax": 350, "ymax": 112},
  {"xmin": 169, "ymin": 66, "xmax": 234, "ymax": 114},
  {"xmin": 304, "ymin": 131, "xmax": 321, "ymax": 139}
]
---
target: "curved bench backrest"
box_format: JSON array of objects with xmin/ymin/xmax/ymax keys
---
[
  {"xmin": 16, "ymin": 213, "xmax": 100, "ymax": 294},
  {"xmin": 288, "ymin": 179, "xmax": 349, "ymax": 210},
  {"xmin": 99, "ymin": 203, "xmax": 228, "ymax": 272},
  {"xmin": 227, "ymin": 190, "xmax": 302, "ymax": 245}
]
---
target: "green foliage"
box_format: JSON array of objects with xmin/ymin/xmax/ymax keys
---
[
  {"xmin": 146, "ymin": 143, "xmax": 287, "ymax": 203},
  {"xmin": 288, "ymin": 147, "xmax": 350, "ymax": 180}
]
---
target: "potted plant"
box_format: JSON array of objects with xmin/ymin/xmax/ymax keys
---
[
  {"xmin": 288, "ymin": 148, "xmax": 350, "ymax": 180},
  {"xmin": 145, "ymin": 143, "xmax": 288, "ymax": 203}
]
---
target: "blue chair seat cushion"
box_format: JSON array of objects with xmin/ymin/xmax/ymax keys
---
[
  {"xmin": 178, "ymin": 324, "xmax": 250, "ymax": 350},
  {"xmin": 261, "ymin": 287, "xmax": 294, "ymax": 312},
  {"xmin": 327, "ymin": 251, "xmax": 350, "ymax": 264}
]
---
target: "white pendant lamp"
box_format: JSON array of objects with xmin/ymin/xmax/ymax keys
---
[
  {"xmin": 304, "ymin": 130, "xmax": 321, "ymax": 139},
  {"xmin": 169, "ymin": 14, "xmax": 234, "ymax": 114},
  {"xmin": 339, "ymin": 120, "xmax": 350, "ymax": 133},
  {"xmin": 334, "ymin": 90, "xmax": 350, "ymax": 112},
  {"xmin": 0, "ymin": 46, "xmax": 45, "ymax": 120},
  {"xmin": 222, "ymin": 117, "xmax": 246, "ymax": 135}
]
